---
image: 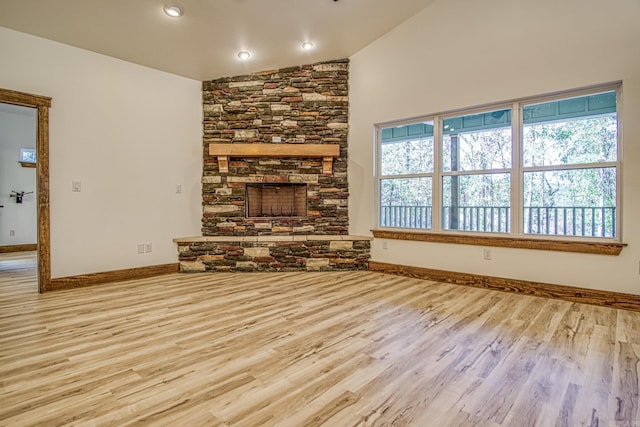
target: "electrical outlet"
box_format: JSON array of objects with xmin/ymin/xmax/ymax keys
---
[
  {"xmin": 72, "ymin": 181, "xmax": 81, "ymax": 192},
  {"xmin": 483, "ymin": 248, "xmax": 492, "ymax": 260},
  {"xmin": 145, "ymin": 242, "xmax": 152, "ymax": 253},
  {"xmin": 382, "ymin": 240, "xmax": 388, "ymax": 250},
  {"xmin": 176, "ymin": 184, "xmax": 182, "ymax": 194},
  {"xmin": 9, "ymin": 229, "xmax": 15, "ymax": 237},
  {"xmin": 137, "ymin": 244, "xmax": 145, "ymax": 254}
]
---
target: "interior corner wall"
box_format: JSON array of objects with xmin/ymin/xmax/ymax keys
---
[
  {"xmin": 0, "ymin": 106, "xmax": 37, "ymax": 246},
  {"xmin": 348, "ymin": 0, "xmax": 640, "ymax": 294},
  {"xmin": 0, "ymin": 27, "xmax": 202, "ymax": 278}
]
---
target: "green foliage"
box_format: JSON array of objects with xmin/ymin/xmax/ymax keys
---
[
  {"xmin": 443, "ymin": 128, "xmax": 511, "ymax": 172},
  {"xmin": 523, "ymin": 115, "xmax": 617, "ymax": 208},
  {"xmin": 380, "ymin": 138, "xmax": 433, "ymax": 175},
  {"xmin": 380, "ymin": 177, "xmax": 431, "ymax": 206}
]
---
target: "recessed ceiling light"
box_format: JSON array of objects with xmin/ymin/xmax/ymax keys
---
[
  {"xmin": 164, "ymin": 5, "xmax": 183, "ymax": 17},
  {"xmin": 237, "ymin": 51, "xmax": 251, "ymax": 60},
  {"xmin": 301, "ymin": 42, "xmax": 314, "ymax": 50}
]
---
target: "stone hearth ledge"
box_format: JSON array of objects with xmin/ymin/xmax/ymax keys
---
[
  {"xmin": 173, "ymin": 235, "xmax": 372, "ymax": 273},
  {"xmin": 173, "ymin": 235, "xmax": 372, "ymax": 243}
]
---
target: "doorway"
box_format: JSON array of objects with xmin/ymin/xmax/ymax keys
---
[{"xmin": 0, "ymin": 88, "xmax": 51, "ymax": 293}]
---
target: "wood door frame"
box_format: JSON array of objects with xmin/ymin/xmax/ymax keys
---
[{"xmin": 0, "ymin": 88, "xmax": 52, "ymax": 293}]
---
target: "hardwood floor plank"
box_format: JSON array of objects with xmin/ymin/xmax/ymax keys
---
[
  {"xmin": 298, "ymin": 390, "xmax": 360, "ymax": 427},
  {"xmin": 613, "ymin": 342, "xmax": 640, "ymax": 425},
  {"xmin": 2, "ymin": 252, "xmax": 640, "ymax": 426}
]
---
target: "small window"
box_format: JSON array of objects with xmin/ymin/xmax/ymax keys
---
[{"xmin": 20, "ymin": 148, "xmax": 36, "ymax": 164}]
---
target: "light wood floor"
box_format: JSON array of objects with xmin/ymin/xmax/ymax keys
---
[{"xmin": 1, "ymin": 252, "xmax": 639, "ymax": 427}]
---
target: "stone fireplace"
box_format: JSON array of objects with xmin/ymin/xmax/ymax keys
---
[{"xmin": 174, "ymin": 59, "xmax": 372, "ymax": 272}]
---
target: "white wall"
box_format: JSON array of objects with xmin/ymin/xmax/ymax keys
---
[
  {"xmin": 0, "ymin": 27, "xmax": 202, "ymax": 278},
  {"xmin": 349, "ymin": 0, "xmax": 640, "ymax": 294},
  {"xmin": 0, "ymin": 104, "xmax": 37, "ymax": 245}
]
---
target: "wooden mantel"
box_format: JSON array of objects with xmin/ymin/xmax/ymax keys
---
[{"xmin": 209, "ymin": 143, "xmax": 340, "ymax": 174}]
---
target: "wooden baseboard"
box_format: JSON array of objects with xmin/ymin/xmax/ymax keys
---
[
  {"xmin": 49, "ymin": 263, "xmax": 179, "ymax": 291},
  {"xmin": 0, "ymin": 244, "xmax": 38, "ymax": 253},
  {"xmin": 369, "ymin": 260, "xmax": 640, "ymax": 312}
]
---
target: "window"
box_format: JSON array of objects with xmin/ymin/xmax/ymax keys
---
[
  {"xmin": 521, "ymin": 93, "xmax": 618, "ymax": 238},
  {"xmin": 379, "ymin": 122, "xmax": 434, "ymax": 229},
  {"xmin": 442, "ymin": 109, "xmax": 512, "ymax": 233},
  {"xmin": 20, "ymin": 148, "xmax": 36, "ymax": 163},
  {"xmin": 376, "ymin": 84, "xmax": 620, "ymax": 240}
]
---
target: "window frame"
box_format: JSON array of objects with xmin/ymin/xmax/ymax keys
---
[{"xmin": 374, "ymin": 82, "xmax": 623, "ymax": 244}]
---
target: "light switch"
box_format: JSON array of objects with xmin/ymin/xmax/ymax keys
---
[{"xmin": 72, "ymin": 181, "xmax": 81, "ymax": 192}]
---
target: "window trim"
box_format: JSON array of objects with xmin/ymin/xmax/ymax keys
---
[{"xmin": 374, "ymin": 82, "xmax": 623, "ymax": 246}]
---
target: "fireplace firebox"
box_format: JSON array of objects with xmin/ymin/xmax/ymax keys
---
[{"xmin": 246, "ymin": 184, "xmax": 307, "ymax": 218}]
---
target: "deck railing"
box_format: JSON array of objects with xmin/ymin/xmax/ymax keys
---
[
  {"xmin": 523, "ymin": 206, "xmax": 616, "ymax": 238},
  {"xmin": 442, "ymin": 206, "xmax": 510, "ymax": 233},
  {"xmin": 380, "ymin": 205, "xmax": 433, "ymax": 229},
  {"xmin": 380, "ymin": 205, "xmax": 616, "ymax": 238}
]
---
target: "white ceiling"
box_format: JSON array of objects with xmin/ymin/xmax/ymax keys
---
[{"xmin": 0, "ymin": 0, "xmax": 436, "ymax": 81}]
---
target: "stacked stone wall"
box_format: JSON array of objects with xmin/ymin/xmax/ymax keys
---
[
  {"xmin": 202, "ymin": 59, "xmax": 349, "ymax": 236},
  {"xmin": 176, "ymin": 236, "xmax": 370, "ymax": 272}
]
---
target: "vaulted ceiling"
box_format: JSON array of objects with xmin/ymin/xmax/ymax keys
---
[{"xmin": 0, "ymin": 0, "xmax": 436, "ymax": 81}]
